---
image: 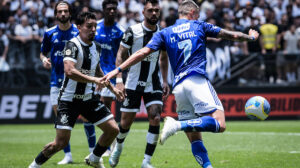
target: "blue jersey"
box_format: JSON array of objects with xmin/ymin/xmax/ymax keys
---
[
  {"xmin": 146, "ymin": 19, "xmax": 221, "ymax": 87},
  {"xmin": 94, "ymin": 20, "xmax": 124, "ymax": 84},
  {"xmin": 41, "ymin": 24, "xmax": 78, "ymax": 87}
]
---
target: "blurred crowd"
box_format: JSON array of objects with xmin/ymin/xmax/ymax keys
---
[{"xmin": 0, "ymin": 0, "xmax": 300, "ymax": 86}]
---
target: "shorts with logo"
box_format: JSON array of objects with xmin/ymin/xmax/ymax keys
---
[
  {"xmin": 120, "ymin": 89, "xmax": 163, "ymax": 112},
  {"xmin": 50, "ymin": 87, "xmax": 60, "ymax": 106},
  {"xmin": 173, "ymin": 75, "xmax": 224, "ymax": 121},
  {"xmin": 55, "ymin": 96, "xmax": 113, "ymax": 130}
]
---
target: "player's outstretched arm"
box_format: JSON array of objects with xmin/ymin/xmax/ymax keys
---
[
  {"xmin": 159, "ymin": 50, "xmax": 170, "ymax": 101},
  {"xmin": 217, "ymin": 28, "xmax": 259, "ymax": 42},
  {"xmin": 102, "ymin": 47, "xmax": 154, "ymax": 82}
]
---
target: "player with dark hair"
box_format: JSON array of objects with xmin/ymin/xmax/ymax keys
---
[
  {"xmin": 102, "ymin": 0, "xmax": 259, "ymax": 168},
  {"xmin": 108, "ymin": 0, "xmax": 169, "ymax": 168},
  {"xmin": 39, "ymin": 1, "xmax": 77, "ymax": 164},
  {"xmin": 29, "ymin": 11, "xmax": 124, "ymax": 168}
]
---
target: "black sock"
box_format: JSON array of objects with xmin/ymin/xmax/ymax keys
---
[
  {"xmin": 145, "ymin": 125, "xmax": 160, "ymax": 156},
  {"xmin": 35, "ymin": 152, "xmax": 50, "ymax": 165},
  {"xmin": 116, "ymin": 124, "xmax": 130, "ymax": 143},
  {"xmin": 93, "ymin": 143, "xmax": 108, "ymax": 157}
]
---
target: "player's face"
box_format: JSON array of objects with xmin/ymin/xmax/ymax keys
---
[
  {"xmin": 143, "ymin": 3, "xmax": 160, "ymax": 25},
  {"xmin": 78, "ymin": 19, "xmax": 97, "ymax": 42},
  {"xmin": 56, "ymin": 3, "xmax": 71, "ymax": 24},
  {"xmin": 104, "ymin": 3, "xmax": 118, "ymax": 20}
]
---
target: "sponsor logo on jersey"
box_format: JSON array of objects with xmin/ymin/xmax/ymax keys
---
[
  {"xmin": 54, "ymin": 50, "xmax": 64, "ymax": 57},
  {"xmin": 65, "ymin": 49, "xmax": 71, "ymax": 56},
  {"xmin": 143, "ymin": 52, "xmax": 158, "ymax": 62},
  {"xmin": 137, "ymin": 81, "xmax": 151, "ymax": 87},
  {"xmin": 73, "ymin": 93, "xmax": 92, "ymax": 100},
  {"xmin": 71, "ymin": 31, "xmax": 77, "ymax": 35},
  {"xmin": 172, "ymin": 23, "xmax": 190, "ymax": 33},
  {"xmin": 79, "ymin": 69, "xmax": 95, "ymax": 75},
  {"xmin": 100, "ymin": 43, "xmax": 112, "ymax": 50}
]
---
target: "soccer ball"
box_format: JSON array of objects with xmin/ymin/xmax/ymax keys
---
[{"xmin": 245, "ymin": 96, "xmax": 271, "ymax": 120}]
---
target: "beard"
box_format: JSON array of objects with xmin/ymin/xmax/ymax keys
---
[
  {"xmin": 88, "ymin": 34, "xmax": 95, "ymax": 41},
  {"xmin": 57, "ymin": 16, "xmax": 71, "ymax": 24},
  {"xmin": 146, "ymin": 17, "xmax": 159, "ymax": 25}
]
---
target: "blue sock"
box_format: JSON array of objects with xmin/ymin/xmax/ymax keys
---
[
  {"xmin": 191, "ymin": 140, "xmax": 212, "ymax": 168},
  {"xmin": 63, "ymin": 142, "xmax": 71, "ymax": 153},
  {"xmin": 180, "ymin": 116, "xmax": 220, "ymax": 132},
  {"xmin": 84, "ymin": 122, "xmax": 96, "ymax": 149}
]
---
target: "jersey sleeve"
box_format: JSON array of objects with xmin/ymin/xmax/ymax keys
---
[
  {"xmin": 120, "ymin": 27, "xmax": 133, "ymax": 49},
  {"xmin": 202, "ymin": 22, "xmax": 221, "ymax": 38},
  {"xmin": 40, "ymin": 32, "xmax": 51, "ymax": 55},
  {"xmin": 63, "ymin": 41, "xmax": 78, "ymax": 63},
  {"xmin": 146, "ymin": 31, "xmax": 165, "ymax": 51}
]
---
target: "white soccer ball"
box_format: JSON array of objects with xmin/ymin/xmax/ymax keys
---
[{"xmin": 245, "ymin": 96, "xmax": 271, "ymax": 120}]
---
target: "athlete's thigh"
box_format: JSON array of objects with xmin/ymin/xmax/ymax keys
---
[
  {"xmin": 56, "ymin": 101, "xmax": 80, "ymax": 130},
  {"xmin": 96, "ymin": 118, "xmax": 118, "ymax": 132},
  {"xmin": 80, "ymin": 99, "xmax": 114, "ymax": 125},
  {"xmin": 186, "ymin": 75, "xmax": 224, "ymax": 114},
  {"xmin": 120, "ymin": 89, "xmax": 143, "ymax": 113},
  {"xmin": 172, "ymin": 81, "xmax": 194, "ymax": 121},
  {"xmin": 120, "ymin": 112, "xmax": 136, "ymax": 129}
]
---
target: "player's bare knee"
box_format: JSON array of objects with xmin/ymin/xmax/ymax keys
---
[
  {"xmin": 148, "ymin": 105, "xmax": 162, "ymax": 124},
  {"xmin": 110, "ymin": 125, "xmax": 119, "ymax": 137}
]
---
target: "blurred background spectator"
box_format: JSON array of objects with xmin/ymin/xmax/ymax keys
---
[{"xmin": 0, "ymin": 0, "xmax": 299, "ymax": 87}]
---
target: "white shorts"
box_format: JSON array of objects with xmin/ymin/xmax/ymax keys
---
[
  {"xmin": 50, "ymin": 87, "xmax": 60, "ymax": 106},
  {"xmin": 99, "ymin": 87, "xmax": 115, "ymax": 98},
  {"xmin": 172, "ymin": 75, "xmax": 224, "ymax": 121}
]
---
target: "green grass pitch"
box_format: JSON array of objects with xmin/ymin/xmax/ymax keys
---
[{"xmin": 1, "ymin": 120, "xmax": 300, "ymax": 168}]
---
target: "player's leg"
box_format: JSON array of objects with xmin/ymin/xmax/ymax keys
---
[
  {"xmin": 186, "ymin": 132, "xmax": 212, "ymax": 168},
  {"xmin": 83, "ymin": 120, "xmax": 96, "ymax": 153},
  {"xmin": 29, "ymin": 101, "xmax": 77, "ymax": 167},
  {"xmin": 160, "ymin": 76, "xmax": 225, "ymax": 144},
  {"xmin": 109, "ymin": 89, "xmax": 141, "ymax": 167},
  {"xmin": 50, "ymin": 87, "xmax": 72, "ymax": 165},
  {"xmin": 100, "ymin": 88, "xmax": 114, "ymax": 156},
  {"xmin": 83, "ymin": 100, "xmax": 118, "ymax": 168},
  {"xmin": 141, "ymin": 92, "xmax": 163, "ymax": 168}
]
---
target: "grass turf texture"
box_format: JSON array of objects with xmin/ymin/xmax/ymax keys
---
[{"xmin": 0, "ymin": 121, "xmax": 300, "ymax": 168}]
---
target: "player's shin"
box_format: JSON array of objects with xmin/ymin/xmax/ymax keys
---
[
  {"xmin": 83, "ymin": 122, "xmax": 96, "ymax": 152},
  {"xmin": 115, "ymin": 124, "xmax": 130, "ymax": 148},
  {"xmin": 180, "ymin": 116, "xmax": 220, "ymax": 132},
  {"xmin": 191, "ymin": 140, "xmax": 213, "ymax": 168},
  {"xmin": 143, "ymin": 125, "xmax": 160, "ymax": 164},
  {"xmin": 33, "ymin": 152, "xmax": 50, "ymax": 166},
  {"xmin": 90, "ymin": 143, "xmax": 108, "ymax": 162}
]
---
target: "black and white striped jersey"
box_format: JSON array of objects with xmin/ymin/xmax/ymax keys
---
[
  {"xmin": 58, "ymin": 36, "xmax": 101, "ymax": 102},
  {"xmin": 121, "ymin": 22, "xmax": 164, "ymax": 93}
]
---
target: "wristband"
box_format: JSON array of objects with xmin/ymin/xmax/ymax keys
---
[
  {"xmin": 116, "ymin": 77, "xmax": 123, "ymax": 83},
  {"xmin": 251, "ymin": 35, "xmax": 255, "ymax": 41},
  {"xmin": 117, "ymin": 67, "xmax": 122, "ymax": 72},
  {"xmin": 42, "ymin": 57, "xmax": 48, "ymax": 63}
]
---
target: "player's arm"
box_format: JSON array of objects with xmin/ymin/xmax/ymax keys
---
[
  {"xmin": 217, "ymin": 29, "xmax": 259, "ymax": 42},
  {"xmin": 115, "ymin": 45, "xmax": 129, "ymax": 79},
  {"xmin": 40, "ymin": 32, "xmax": 51, "ymax": 69},
  {"xmin": 159, "ymin": 50, "xmax": 170, "ymax": 100}
]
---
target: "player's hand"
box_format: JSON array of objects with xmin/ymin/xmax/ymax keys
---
[
  {"xmin": 162, "ymin": 82, "xmax": 170, "ymax": 101},
  {"xmin": 94, "ymin": 77, "xmax": 108, "ymax": 91},
  {"xmin": 116, "ymin": 82, "xmax": 126, "ymax": 97},
  {"xmin": 42, "ymin": 57, "xmax": 51, "ymax": 69},
  {"xmin": 103, "ymin": 69, "xmax": 119, "ymax": 83},
  {"xmin": 248, "ymin": 29, "xmax": 259, "ymax": 41},
  {"xmin": 113, "ymin": 87, "xmax": 125, "ymax": 102}
]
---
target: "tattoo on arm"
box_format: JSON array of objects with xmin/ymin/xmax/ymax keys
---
[{"xmin": 217, "ymin": 29, "xmax": 253, "ymax": 42}]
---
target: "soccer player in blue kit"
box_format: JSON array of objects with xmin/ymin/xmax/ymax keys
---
[
  {"xmin": 101, "ymin": 0, "xmax": 259, "ymax": 167},
  {"xmin": 39, "ymin": 1, "xmax": 97, "ymax": 164},
  {"xmin": 94, "ymin": 0, "xmax": 124, "ymax": 109},
  {"xmin": 94, "ymin": 0, "xmax": 124, "ymax": 157}
]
